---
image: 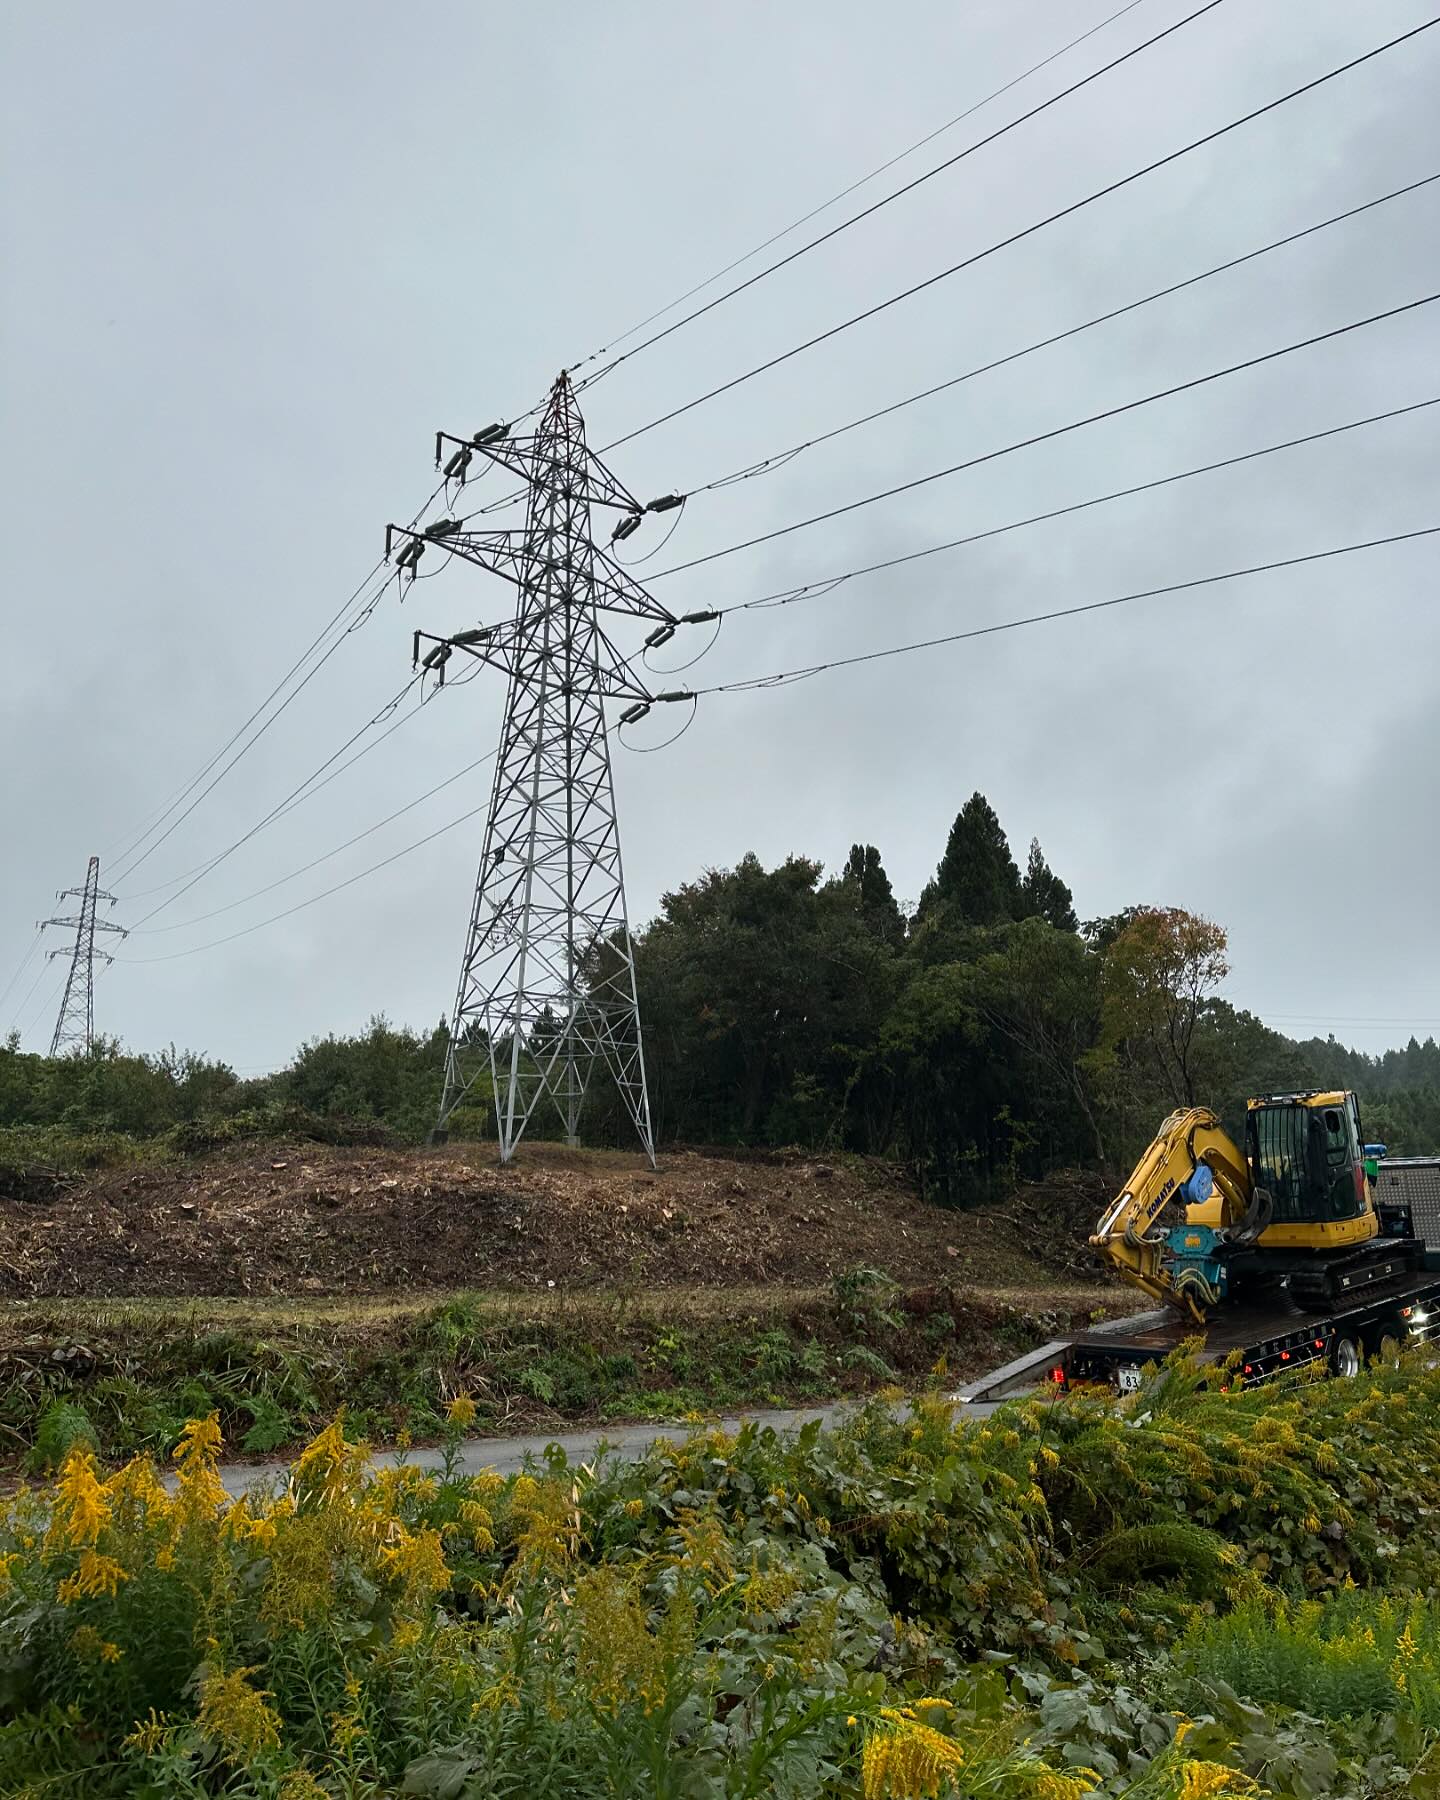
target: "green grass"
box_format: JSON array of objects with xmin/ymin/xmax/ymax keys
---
[{"xmin": 0, "ymin": 1279, "xmax": 1089, "ymax": 1470}]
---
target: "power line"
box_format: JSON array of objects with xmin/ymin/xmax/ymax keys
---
[
  {"xmin": 101, "ymin": 559, "xmax": 386, "ymax": 870},
  {"xmin": 119, "ymin": 673, "xmax": 426, "ymax": 929},
  {"xmin": 675, "ymin": 526, "xmax": 1439, "ymax": 696},
  {"xmin": 106, "ymin": 559, "xmax": 389, "ymax": 880},
  {"xmin": 682, "ymin": 172, "xmax": 1440, "ymax": 499},
  {"xmin": 601, "ymin": 15, "xmax": 1440, "ymax": 454},
  {"xmin": 647, "ymin": 292, "xmax": 1440, "ymax": 581},
  {"xmin": 131, "ymin": 746, "xmax": 498, "ymax": 934},
  {"xmin": 117, "ymin": 673, "xmax": 434, "ymax": 902},
  {"xmin": 106, "ymin": 479, "xmax": 448, "ymax": 885},
  {"xmin": 116, "ymin": 797, "xmax": 491, "ymax": 964},
  {"xmin": 17, "ymin": 970, "xmax": 65, "ymax": 1046},
  {"xmin": 5, "ymin": 949, "xmax": 51, "ymax": 1039},
  {"xmin": 112, "ymin": 527, "xmax": 1439, "ymax": 963},
  {"xmin": 109, "ymin": 567, "xmax": 400, "ymax": 888},
  {"xmin": 126, "ymin": 399, "xmax": 1433, "ymax": 943},
  {"xmin": 0, "ymin": 931, "xmax": 45, "ymax": 1022},
  {"xmin": 115, "ymin": 615, "xmax": 499, "ymax": 911},
  {"xmin": 564, "ymin": 0, "xmax": 1156, "ymax": 379},
  {"xmin": 573, "ymin": 0, "xmax": 1224, "ymax": 389},
  {"xmin": 712, "ymin": 397, "xmax": 1440, "ymax": 617}
]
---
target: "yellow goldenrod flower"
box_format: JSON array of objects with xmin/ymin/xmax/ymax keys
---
[
  {"xmin": 1033, "ymin": 1775, "xmax": 1097, "ymax": 1800},
  {"xmin": 123, "ymin": 1709, "xmax": 172, "ymax": 1756},
  {"xmin": 572, "ymin": 1566, "xmax": 679, "ymax": 1716},
  {"xmin": 105, "ymin": 1455, "xmax": 171, "ymax": 1520},
  {"xmin": 173, "ymin": 1413, "xmax": 224, "ymax": 1469},
  {"xmin": 291, "ymin": 1417, "xmax": 370, "ymax": 1504},
  {"xmin": 1177, "ymin": 1761, "xmax": 1259, "ymax": 1800},
  {"xmin": 277, "ymin": 1773, "xmax": 329, "ymax": 1800},
  {"xmin": 458, "ymin": 1500, "xmax": 496, "ymax": 1550},
  {"xmin": 196, "ymin": 1666, "xmax": 282, "ymax": 1761},
  {"xmin": 57, "ymin": 1549, "xmax": 129, "ymax": 1605},
  {"xmin": 860, "ymin": 1707, "xmax": 965, "ymax": 1800},
  {"xmin": 49, "ymin": 1449, "xmax": 112, "ymax": 1551},
  {"xmin": 69, "ymin": 1623, "xmax": 123, "ymax": 1662},
  {"xmin": 447, "ymin": 1394, "xmax": 478, "ymax": 1431}
]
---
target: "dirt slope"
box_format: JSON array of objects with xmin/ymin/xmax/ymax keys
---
[{"xmin": 0, "ymin": 1141, "xmax": 1113, "ymax": 1301}]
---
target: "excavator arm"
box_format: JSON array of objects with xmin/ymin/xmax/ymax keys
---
[{"xmin": 1090, "ymin": 1108, "xmax": 1257, "ymax": 1322}]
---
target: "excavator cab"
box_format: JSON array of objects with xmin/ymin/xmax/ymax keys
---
[{"xmin": 1244, "ymin": 1093, "xmax": 1369, "ymax": 1227}]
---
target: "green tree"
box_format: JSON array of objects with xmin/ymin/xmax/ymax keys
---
[
  {"xmin": 1019, "ymin": 838, "xmax": 1078, "ymax": 933},
  {"xmin": 839, "ymin": 843, "xmax": 906, "ymax": 948},
  {"xmin": 921, "ymin": 792, "xmax": 1022, "ymax": 925},
  {"xmin": 630, "ymin": 853, "xmax": 900, "ymax": 1146},
  {"xmin": 972, "ymin": 918, "xmax": 1106, "ymax": 1164}
]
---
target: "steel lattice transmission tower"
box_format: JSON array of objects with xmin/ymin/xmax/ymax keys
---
[
  {"xmin": 390, "ymin": 373, "xmax": 706, "ymax": 1164},
  {"xmin": 42, "ymin": 856, "xmax": 126, "ymax": 1056}
]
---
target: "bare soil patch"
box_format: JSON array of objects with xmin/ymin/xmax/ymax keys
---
[{"xmin": 0, "ymin": 1140, "xmax": 1115, "ymax": 1302}]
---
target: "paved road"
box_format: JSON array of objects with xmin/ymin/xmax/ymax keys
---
[
  {"xmin": 213, "ymin": 1395, "xmax": 1007, "ymax": 1497},
  {"xmin": 215, "ymin": 1403, "xmax": 854, "ymax": 1498}
]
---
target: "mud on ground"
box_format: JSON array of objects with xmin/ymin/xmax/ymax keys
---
[{"xmin": 0, "ymin": 1140, "xmax": 1115, "ymax": 1301}]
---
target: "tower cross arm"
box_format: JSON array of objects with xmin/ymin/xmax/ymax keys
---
[
  {"xmin": 411, "ymin": 619, "xmax": 524, "ymax": 687},
  {"xmin": 386, "ymin": 522, "xmax": 529, "ymax": 589}
]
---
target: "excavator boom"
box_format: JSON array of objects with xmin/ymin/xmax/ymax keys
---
[{"xmin": 1090, "ymin": 1107, "xmax": 1254, "ymax": 1321}]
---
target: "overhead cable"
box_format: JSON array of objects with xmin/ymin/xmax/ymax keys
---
[
  {"xmin": 120, "ymin": 673, "xmax": 427, "ymax": 929},
  {"xmin": 676, "ymin": 527, "xmax": 1440, "ymax": 696},
  {"xmin": 106, "ymin": 527, "xmax": 1439, "ymax": 963},
  {"xmin": 648, "ymin": 292, "xmax": 1440, "ymax": 581},
  {"xmin": 101, "ymin": 560, "xmax": 386, "ymax": 871},
  {"xmin": 116, "ymin": 798, "xmax": 491, "ymax": 964},
  {"xmin": 600, "ymin": 15, "xmax": 1440, "ymax": 454},
  {"xmin": 0, "ymin": 930, "xmax": 46, "ymax": 1022},
  {"xmin": 107, "ymin": 479, "xmax": 446, "ymax": 885},
  {"xmin": 573, "ymin": 0, "xmax": 1225, "ymax": 390},
  {"xmin": 564, "ymin": 0, "xmax": 1156, "ymax": 380},
  {"xmin": 714, "ymin": 397, "xmax": 1440, "ymax": 616},
  {"xmin": 682, "ymin": 172, "xmax": 1440, "ymax": 498},
  {"xmin": 132, "ymin": 747, "xmax": 499, "ymax": 934}
]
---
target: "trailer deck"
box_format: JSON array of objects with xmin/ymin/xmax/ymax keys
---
[{"xmin": 955, "ymin": 1272, "xmax": 1440, "ymax": 1404}]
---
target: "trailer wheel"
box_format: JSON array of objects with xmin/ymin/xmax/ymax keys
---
[{"xmin": 1332, "ymin": 1336, "xmax": 1361, "ymax": 1378}]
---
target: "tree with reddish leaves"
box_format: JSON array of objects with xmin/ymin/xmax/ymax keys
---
[{"xmin": 1100, "ymin": 907, "xmax": 1230, "ymax": 1107}]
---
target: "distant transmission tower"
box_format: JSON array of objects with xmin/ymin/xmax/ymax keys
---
[
  {"xmin": 391, "ymin": 373, "xmax": 708, "ymax": 1164},
  {"xmin": 42, "ymin": 856, "xmax": 126, "ymax": 1056}
]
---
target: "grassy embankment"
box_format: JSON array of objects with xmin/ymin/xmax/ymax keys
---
[{"xmin": 1, "ymin": 1273, "xmax": 1099, "ymax": 1471}]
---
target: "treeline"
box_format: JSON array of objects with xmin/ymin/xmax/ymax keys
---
[{"xmin": 3, "ymin": 792, "xmax": 1438, "ymax": 1198}]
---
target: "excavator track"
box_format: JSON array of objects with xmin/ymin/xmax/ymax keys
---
[{"xmin": 1286, "ymin": 1240, "xmax": 1423, "ymax": 1312}]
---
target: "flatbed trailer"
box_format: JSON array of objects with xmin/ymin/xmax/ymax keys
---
[{"xmin": 955, "ymin": 1273, "xmax": 1440, "ymax": 1404}]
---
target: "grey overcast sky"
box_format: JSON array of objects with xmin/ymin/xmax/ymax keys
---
[{"xmin": 2, "ymin": 0, "xmax": 1437, "ymax": 1071}]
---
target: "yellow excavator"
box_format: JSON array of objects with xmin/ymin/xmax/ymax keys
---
[{"xmin": 1091, "ymin": 1090, "xmax": 1423, "ymax": 1323}]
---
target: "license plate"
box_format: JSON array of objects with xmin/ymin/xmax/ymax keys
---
[{"xmin": 1116, "ymin": 1364, "xmax": 1142, "ymax": 1394}]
